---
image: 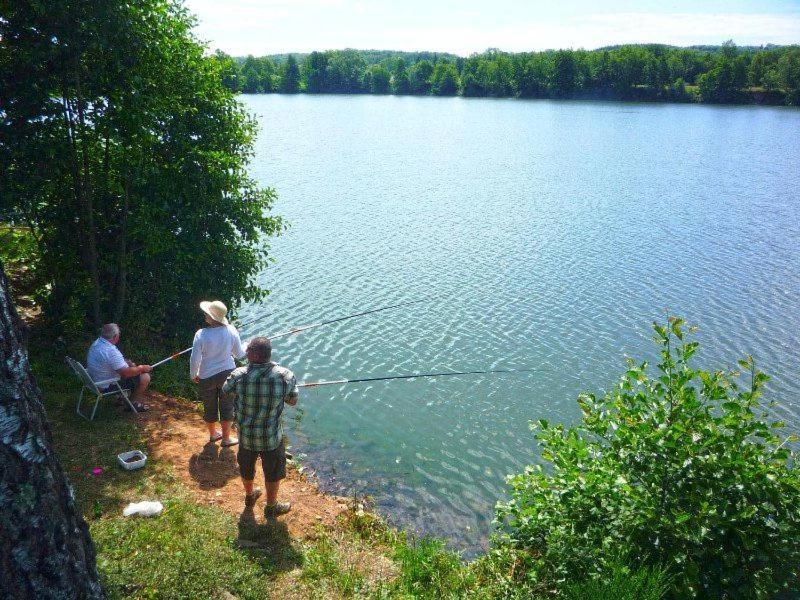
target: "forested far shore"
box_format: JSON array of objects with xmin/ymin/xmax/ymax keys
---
[{"xmin": 213, "ymin": 42, "xmax": 800, "ymax": 105}]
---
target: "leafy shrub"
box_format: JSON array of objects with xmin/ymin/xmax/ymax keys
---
[{"xmin": 496, "ymin": 318, "xmax": 800, "ymax": 598}]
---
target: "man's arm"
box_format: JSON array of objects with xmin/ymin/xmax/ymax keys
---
[
  {"xmin": 284, "ymin": 374, "xmax": 299, "ymax": 406},
  {"xmin": 222, "ymin": 367, "xmax": 246, "ymax": 394},
  {"xmin": 110, "ymin": 347, "xmax": 150, "ymax": 378},
  {"xmin": 117, "ymin": 364, "xmax": 151, "ymax": 378}
]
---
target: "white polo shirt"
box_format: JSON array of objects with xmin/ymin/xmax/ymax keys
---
[
  {"xmin": 86, "ymin": 337, "xmax": 127, "ymax": 383},
  {"xmin": 189, "ymin": 324, "xmax": 246, "ymax": 380}
]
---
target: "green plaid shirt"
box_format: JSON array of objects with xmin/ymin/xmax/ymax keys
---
[{"xmin": 222, "ymin": 362, "xmax": 299, "ymax": 452}]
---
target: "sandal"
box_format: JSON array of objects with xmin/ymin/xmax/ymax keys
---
[
  {"xmin": 209, "ymin": 432, "xmax": 223, "ymax": 443},
  {"xmin": 245, "ymin": 488, "xmax": 262, "ymax": 507},
  {"xmin": 221, "ymin": 437, "xmax": 239, "ymax": 447},
  {"xmin": 125, "ymin": 401, "xmax": 150, "ymax": 412},
  {"xmin": 264, "ymin": 502, "xmax": 291, "ymax": 517}
]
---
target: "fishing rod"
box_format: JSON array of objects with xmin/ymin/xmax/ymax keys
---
[
  {"xmin": 298, "ymin": 367, "xmax": 534, "ymax": 388},
  {"xmin": 150, "ymin": 298, "xmax": 425, "ymax": 369},
  {"xmin": 262, "ymin": 298, "xmax": 425, "ymax": 339}
]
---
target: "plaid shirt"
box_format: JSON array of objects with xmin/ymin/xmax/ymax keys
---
[{"xmin": 222, "ymin": 361, "xmax": 299, "ymax": 452}]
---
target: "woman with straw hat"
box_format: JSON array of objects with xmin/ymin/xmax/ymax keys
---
[{"xmin": 189, "ymin": 300, "xmax": 246, "ymax": 446}]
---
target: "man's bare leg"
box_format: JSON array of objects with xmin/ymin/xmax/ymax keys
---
[
  {"xmin": 207, "ymin": 421, "xmax": 220, "ymax": 438},
  {"xmin": 264, "ymin": 480, "xmax": 290, "ymax": 515},
  {"xmin": 266, "ymin": 481, "xmax": 280, "ymax": 505},
  {"xmin": 242, "ymin": 478, "xmax": 262, "ymax": 506},
  {"xmin": 131, "ymin": 373, "xmax": 150, "ymax": 404}
]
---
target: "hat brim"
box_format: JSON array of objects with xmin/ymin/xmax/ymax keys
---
[{"xmin": 199, "ymin": 301, "xmax": 228, "ymax": 325}]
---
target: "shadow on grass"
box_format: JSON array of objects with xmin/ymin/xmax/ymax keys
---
[{"xmin": 237, "ymin": 506, "xmax": 303, "ymax": 573}]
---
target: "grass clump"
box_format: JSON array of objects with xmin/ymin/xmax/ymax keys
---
[
  {"xmin": 300, "ymin": 535, "xmax": 369, "ymax": 597},
  {"xmin": 391, "ymin": 538, "xmax": 473, "ymax": 598},
  {"xmin": 563, "ymin": 559, "xmax": 670, "ymax": 600}
]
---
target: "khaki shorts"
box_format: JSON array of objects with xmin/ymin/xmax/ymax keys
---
[
  {"xmin": 237, "ymin": 439, "xmax": 287, "ymax": 483},
  {"xmin": 198, "ymin": 369, "xmax": 233, "ymax": 423}
]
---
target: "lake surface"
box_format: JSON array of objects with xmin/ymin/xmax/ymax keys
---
[{"xmin": 239, "ymin": 94, "xmax": 800, "ymax": 553}]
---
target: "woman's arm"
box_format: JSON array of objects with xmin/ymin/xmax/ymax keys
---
[{"xmin": 189, "ymin": 330, "xmax": 203, "ymax": 381}]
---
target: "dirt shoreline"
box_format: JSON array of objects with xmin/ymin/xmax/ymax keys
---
[{"xmin": 139, "ymin": 390, "xmax": 351, "ymax": 538}]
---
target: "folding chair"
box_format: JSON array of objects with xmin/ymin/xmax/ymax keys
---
[{"xmin": 65, "ymin": 356, "xmax": 138, "ymax": 421}]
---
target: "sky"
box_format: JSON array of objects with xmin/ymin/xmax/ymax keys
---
[{"xmin": 184, "ymin": 0, "xmax": 800, "ymax": 56}]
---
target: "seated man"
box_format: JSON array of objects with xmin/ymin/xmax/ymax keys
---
[
  {"xmin": 86, "ymin": 323, "xmax": 152, "ymax": 412},
  {"xmin": 223, "ymin": 336, "xmax": 298, "ymax": 516}
]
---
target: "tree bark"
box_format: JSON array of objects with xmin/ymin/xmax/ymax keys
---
[
  {"xmin": 74, "ymin": 78, "xmax": 102, "ymax": 330},
  {"xmin": 0, "ymin": 261, "xmax": 104, "ymax": 599},
  {"xmin": 112, "ymin": 173, "xmax": 129, "ymax": 322}
]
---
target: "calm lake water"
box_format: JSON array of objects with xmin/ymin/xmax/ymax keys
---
[{"xmin": 239, "ymin": 94, "xmax": 800, "ymax": 553}]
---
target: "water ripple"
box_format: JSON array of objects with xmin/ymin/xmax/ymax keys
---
[{"xmin": 241, "ymin": 95, "xmax": 800, "ymax": 555}]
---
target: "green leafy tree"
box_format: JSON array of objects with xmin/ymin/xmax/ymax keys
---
[
  {"xmin": 210, "ymin": 50, "xmax": 242, "ymax": 92},
  {"xmin": 240, "ymin": 55, "xmax": 276, "ymax": 93},
  {"xmin": 409, "ymin": 60, "xmax": 434, "ymax": 94},
  {"xmin": 431, "ymin": 61, "xmax": 460, "ymax": 96},
  {"xmin": 303, "ymin": 51, "xmax": 328, "ymax": 93},
  {"xmin": 666, "ymin": 77, "xmax": 689, "ymax": 102},
  {"xmin": 392, "ymin": 58, "xmax": 411, "ymax": 94},
  {"xmin": 551, "ymin": 50, "xmax": 578, "ymax": 97},
  {"xmin": 366, "ymin": 64, "xmax": 391, "ymax": 94},
  {"xmin": 774, "ymin": 48, "xmax": 800, "ymax": 105},
  {"xmin": 516, "ymin": 53, "xmax": 551, "ymax": 97},
  {"xmin": 748, "ymin": 50, "xmax": 779, "ymax": 87},
  {"xmin": 698, "ymin": 41, "xmax": 748, "ymax": 103},
  {"xmin": 497, "ymin": 318, "xmax": 800, "ymax": 598},
  {"xmin": 280, "ymin": 54, "xmax": 301, "ymax": 93},
  {"xmin": 0, "ymin": 0, "xmax": 282, "ymax": 334},
  {"xmin": 325, "ymin": 50, "xmax": 367, "ymax": 93}
]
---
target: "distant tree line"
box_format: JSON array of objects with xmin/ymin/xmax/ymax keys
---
[{"xmin": 213, "ymin": 42, "xmax": 800, "ymax": 105}]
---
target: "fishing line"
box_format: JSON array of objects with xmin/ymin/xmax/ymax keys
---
[
  {"xmin": 298, "ymin": 368, "xmax": 534, "ymax": 388},
  {"xmin": 150, "ymin": 298, "xmax": 425, "ymax": 369}
]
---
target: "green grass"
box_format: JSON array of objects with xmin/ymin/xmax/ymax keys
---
[
  {"xmin": 562, "ymin": 560, "xmax": 671, "ymax": 600},
  {"xmin": 92, "ymin": 500, "xmax": 284, "ymax": 599}
]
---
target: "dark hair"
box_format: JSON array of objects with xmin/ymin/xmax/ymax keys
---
[{"xmin": 247, "ymin": 337, "xmax": 271, "ymax": 363}]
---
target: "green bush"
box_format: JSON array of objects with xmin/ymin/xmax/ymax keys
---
[{"xmin": 496, "ymin": 318, "xmax": 800, "ymax": 598}]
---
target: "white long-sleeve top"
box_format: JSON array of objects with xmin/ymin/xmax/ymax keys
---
[{"xmin": 189, "ymin": 324, "xmax": 246, "ymax": 380}]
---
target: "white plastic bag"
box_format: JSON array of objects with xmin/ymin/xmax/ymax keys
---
[{"xmin": 123, "ymin": 500, "xmax": 163, "ymax": 517}]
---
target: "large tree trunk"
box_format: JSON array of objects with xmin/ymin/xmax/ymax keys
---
[{"xmin": 0, "ymin": 261, "xmax": 104, "ymax": 599}]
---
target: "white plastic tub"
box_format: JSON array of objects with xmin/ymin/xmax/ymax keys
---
[{"xmin": 117, "ymin": 450, "xmax": 147, "ymax": 471}]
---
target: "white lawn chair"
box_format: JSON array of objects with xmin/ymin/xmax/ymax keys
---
[{"xmin": 65, "ymin": 357, "xmax": 138, "ymax": 420}]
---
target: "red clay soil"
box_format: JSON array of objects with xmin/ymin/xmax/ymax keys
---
[{"xmin": 139, "ymin": 391, "xmax": 349, "ymax": 538}]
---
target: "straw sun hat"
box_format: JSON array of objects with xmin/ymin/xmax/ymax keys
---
[{"xmin": 200, "ymin": 300, "xmax": 229, "ymax": 325}]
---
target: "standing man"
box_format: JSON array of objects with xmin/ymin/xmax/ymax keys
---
[
  {"xmin": 222, "ymin": 337, "xmax": 298, "ymax": 516},
  {"xmin": 86, "ymin": 323, "xmax": 152, "ymax": 412},
  {"xmin": 190, "ymin": 300, "xmax": 245, "ymax": 446}
]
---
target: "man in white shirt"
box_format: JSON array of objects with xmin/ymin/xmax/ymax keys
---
[{"xmin": 86, "ymin": 323, "xmax": 152, "ymax": 411}]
